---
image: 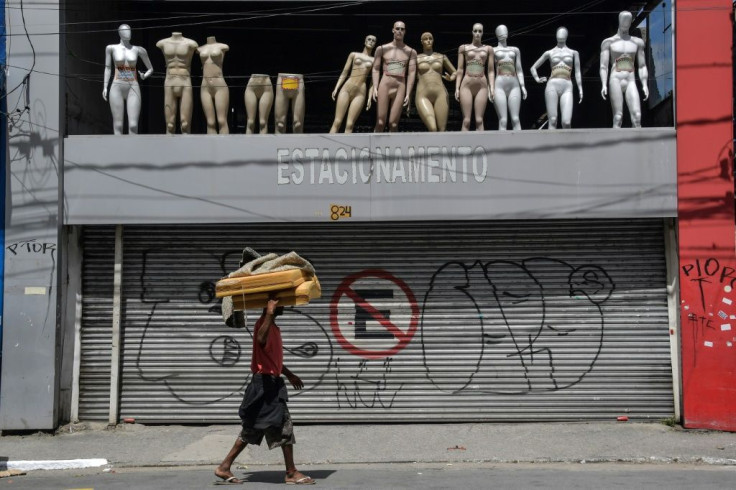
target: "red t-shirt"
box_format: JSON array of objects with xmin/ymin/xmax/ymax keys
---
[{"xmin": 251, "ymin": 315, "xmax": 283, "ymax": 376}]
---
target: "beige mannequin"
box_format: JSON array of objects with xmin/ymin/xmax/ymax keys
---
[
  {"xmin": 329, "ymin": 35, "xmax": 376, "ymax": 133},
  {"xmin": 493, "ymin": 25, "xmax": 527, "ymax": 131},
  {"xmin": 455, "ymin": 23, "xmax": 494, "ymax": 131},
  {"xmin": 415, "ymin": 32, "xmax": 457, "ymax": 132},
  {"xmin": 198, "ymin": 36, "xmax": 229, "ymax": 134},
  {"xmin": 275, "ymin": 73, "xmax": 305, "ymax": 134},
  {"xmin": 103, "ymin": 24, "xmax": 154, "ymax": 135},
  {"xmin": 244, "ymin": 75, "xmax": 274, "ymax": 134},
  {"xmin": 156, "ymin": 32, "xmax": 198, "ymax": 134},
  {"xmin": 371, "ymin": 21, "xmax": 418, "ymax": 132}
]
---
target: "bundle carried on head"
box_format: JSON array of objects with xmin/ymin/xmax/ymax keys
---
[{"xmin": 216, "ymin": 248, "xmax": 321, "ymax": 312}]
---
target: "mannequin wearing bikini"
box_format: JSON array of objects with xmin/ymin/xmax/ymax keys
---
[
  {"xmin": 415, "ymin": 32, "xmax": 457, "ymax": 132},
  {"xmin": 493, "ymin": 25, "xmax": 526, "ymax": 130},
  {"xmin": 157, "ymin": 32, "xmax": 198, "ymax": 134},
  {"xmin": 274, "ymin": 73, "xmax": 305, "ymax": 134},
  {"xmin": 371, "ymin": 21, "xmax": 417, "ymax": 132},
  {"xmin": 197, "ymin": 37, "xmax": 230, "ymax": 134},
  {"xmin": 244, "ymin": 75, "xmax": 273, "ymax": 134},
  {"xmin": 530, "ymin": 27, "xmax": 583, "ymax": 129},
  {"xmin": 600, "ymin": 10, "xmax": 649, "ymax": 128},
  {"xmin": 455, "ymin": 23, "xmax": 494, "ymax": 131},
  {"xmin": 102, "ymin": 24, "xmax": 154, "ymax": 135},
  {"xmin": 329, "ymin": 35, "xmax": 376, "ymax": 133}
]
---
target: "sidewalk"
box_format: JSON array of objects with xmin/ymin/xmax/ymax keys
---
[{"xmin": 1, "ymin": 421, "xmax": 736, "ymax": 470}]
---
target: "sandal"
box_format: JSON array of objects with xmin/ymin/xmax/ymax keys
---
[{"xmin": 285, "ymin": 471, "xmax": 315, "ymax": 485}]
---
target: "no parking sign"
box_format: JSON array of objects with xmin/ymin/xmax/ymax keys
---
[{"xmin": 330, "ymin": 269, "xmax": 419, "ymax": 359}]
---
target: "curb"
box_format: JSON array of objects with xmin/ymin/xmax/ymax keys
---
[{"xmin": 4, "ymin": 458, "xmax": 108, "ymax": 471}]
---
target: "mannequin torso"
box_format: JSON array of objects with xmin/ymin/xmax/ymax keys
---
[{"xmin": 156, "ymin": 32, "xmax": 198, "ymax": 134}]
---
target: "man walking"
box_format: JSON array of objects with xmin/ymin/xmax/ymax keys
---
[{"xmin": 215, "ymin": 299, "xmax": 315, "ymax": 485}]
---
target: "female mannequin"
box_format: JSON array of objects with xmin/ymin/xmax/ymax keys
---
[
  {"xmin": 244, "ymin": 75, "xmax": 273, "ymax": 134},
  {"xmin": 274, "ymin": 73, "xmax": 305, "ymax": 134},
  {"xmin": 455, "ymin": 24, "xmax": 494, "ymax": 131},
  {"xmin": 197, "ymin": 36, "xmax": 230, "ymax": 134},
  {"xmin": 493, "ymin": 25, "xmax": 526, "ymax": 130},
  {"xmin": 102, "ymin": 24, "xmax": 154, "ymax": 135},
  {"xmin": 600, "ymin": 11, "xmax": 649, "ymax": 128},
  {"xmin": 371, "ymin": 21, "xmax": 417, "ymax": 132},
  {"xmin": 415, "ymin": 32, "xmax": 457, "ymax": 132},
  {"xmin": 156, "ymin": 32, "xmax": 198, "ymax": 134},
  {"xmin": 329, "ymin": 34, "xmax": 377, "ymax": 134},
  {"xmin": 530, "ymin": 27, "xmax": 583, "ymax": 129}
]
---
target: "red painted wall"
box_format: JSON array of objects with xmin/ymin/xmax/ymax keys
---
[{"xmin": 677, "ymin": 0, "xmax": 735, "ymax": 431}]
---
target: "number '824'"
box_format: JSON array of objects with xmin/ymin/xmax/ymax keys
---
[{"xmin": 330, "ymin": 204, "xmax": 352, "ymax": 221}]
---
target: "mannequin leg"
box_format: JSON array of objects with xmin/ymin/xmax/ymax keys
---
[
  {"xmin": 201, "ymin": 89, "xmax": 218, "ymax": 134},
  {"xmin": 459, "ymin": 86, "xmax": 474, "ymax": 131},
  {"xmin": 258, "ymin": 89, "xmax": 274, "ymax": 134},
  {"xmin": 214, "ymin": 86, "xmax": 230, "ymax": 134},
  {"xmin": 180, "ymin": 86, "xmax": 194, "ymax": 134},
  {"xmin": 275, "ymin": 86, "xmax": 288, "ymax": 134},
  {"xmin": 387, "ymin": 85, "xmax": 406, "ymax": 132},
  {"xmin": 416, "ymin": 95, "xmax": 438, "ymax": 132},
  {"xmin": 494, "ymin": 88, "xmax": 509, "ymax": 131},
  {"xmin": 344, "ymin": 93, "xmax": 366, "ymax": 133},
  {"xmin": 609, "ymin": 79, "xmax": 624, "ymax": 128},
  {"xmin": 292, "ymin": 85, "xmax": 306, "ymax": 134},
  {"xmin": 508, "ymin": 86, "xmax": 522, "ymax": 130},
  {"xmin": 330, "ymin": 90, "xmax": 352, "ymax": 133},
  {"xmin": 374, "ymin": 82, "xmax": 391, "ymax": 132},
  {"xmin": 473, "ymin": 87, "xmax": 489, "ymax": 131},
  {"xmin": 163, "ymin": 88, "xmax": 177, "ymax": 135},
  {"xmin": 544, "ymin": 86, "xmax": 559, "ymax": 129},
  {"xmin": 625, "ymin": 82, "xmax": 642, "ymax": 128},
  {"xmin": 126, "ymin": 83, "xmax": 143, "ymax": 134},
  {"xmin": 434, "ymin": 93, "xmax": 449, "ymax": 132},
  {"xmin": 244, "ymin": 87, "xmax": 258, "ymax": 134},
  {"xmin": 559, "ymin": 90, "xmax": 573, "ymax": 129},
  {"xmin": 108, "ymin": 83, "xmax": 126, "ymax": 135}
]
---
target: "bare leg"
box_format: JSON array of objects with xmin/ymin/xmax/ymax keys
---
[
  {"xmin": 292, "ymin": 87, "xmax": 306, "ymax": 134},
  {"xmin": 559, "ymin": 90, "xmax": 573, "ymax": 129},
  {"xmin": 163, "ymin": 88, "xmax": 178, "ymax": 135},
  {"xmin": 374, "ymin": 81, "xmax": 392, "ymax": 132},
  {"xmin": 275, "ymin": 87, "xmax": 288, "ymax": 134},
  {"xmin": 609, "ymin": 78, "xmax": 624, "ymax": 128},
  {"xmin": 508, "ymin": 86, "xmax": 522, "ymax": 130},
  {"xmin": 126, "ymin": 84, "xmax": 143, "ymax": 134},
  {"xmin": 330, "ymin": 89, "xmax": 352, "ymax": 133},
  {"xmin": 258, "ymin": 89, "xmax": 274, "ymax": 134},
  {"xmin": 625, "ymin": 82, "xmax": 642, "ymax": 128},
  {"xmin": 473, "ymin": 86, "xmax": 489, "ymax": 131},
  {"xmin": 108, "ymin": 84, "xmax": 126, "ymax": 135},
  {"xmin": 494, "ymin": 88, "xmax": 509, "ymax": 130},
  {"xmin": 180, "ymin": 86, "xmax": 194, "ymax": 134},
  {"xmin": 544, "ymin": 87, "xmax": 559, "ymax": 129},
  {"xmin": 459, "ymin": 85, "xmax": 474, "ymax": 131},
  {"xmin": 214, "ymin": 86, "xmax": 230, "ymax": 134},
  {"xmin": 201, "ymin": 89, "xmax": 218, "ymax": 134},
  {"xmin": 244, "ymin": 87, "xmax": 258, "ymax": 134},
  {"xmin": 416, "ymin": 95, "xmax": 438, "ymax": 132},
  {"xmin": 387, "ymin": 84, "xmax": 406, "ymax": 132},
  {"xmin": 344, "ymin": 93, "xmax": 366, "ymax": 133},
  {"xmin": 282, "ymin": 445, "xmax": 315, "ymax": 485},
  {"xmin": 434, "ymin": 93, "xmax": 449, "ymax": 132},
  {"xmin": 214, "ymin": 438, "xmax": 246, "ymax": 483}
]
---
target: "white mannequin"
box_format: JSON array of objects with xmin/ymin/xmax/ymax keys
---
[
  {"xmin": 493, "ymin": 25, "xmax": 526, "ymax": 130},
  {"xmin": 102, "ymin": 24, "xmax": 153, "ymax": 135},
  {"xmin": 600, "ymin": 11, "xmax": 649, "ymax": 128},
  {"xmin": 455, "ymin": 23, "xmax": 494, "ymax": 131},
  {"xmin": 197, "ymin": 36, "xmax": 230, "ymax": 134},
  {"xmin": 530, "ymin": 27, "xmax": 583, "ymax": 129},
  {"xmin": 330, "ymin": 35, "xmax": 376, "ymax": 133},
  {"xmin": 244, "ymin": 75, "xmax": 273, "ymax": 134},
  {"xmin": 156, "ymin": 32, "xmax": 198, "ymax": 134}
]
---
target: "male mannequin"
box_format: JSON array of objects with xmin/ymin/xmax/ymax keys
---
[
  {"xmin": 102, "ymin": 24, "xmax": 154, "ymax": 135},
  {"xmin": 455, "ymin": 23, "xmax": 494, "ymax": 131},
  {"xmin": 600, "ymin": 11, "xmax": 649, "ymax": 128},
  {"xmin": 371, "ymin": 21, "xmax": 417, "ymax": 132},
  {"xmin": 197, "ymin": 36, "xmax": 230, "ymax": 134},
  {"xmin": 530, "ymin": 27, "xmax": 583, "ymax": 129},
  {"xmin": 493, "ymin": 25, "xmax": 526, "ymax": 130},
  {"xmin": 244, "ymin": 75, "xmax": 273, "ymax": 134},
  {"xmin": 156, "ymin": 32, "xmax": 198, "ymax": 134},
  {"xmin": 330, "ymin": 35, "xmax": 376, "ymax": 133},
  {"xmin": 274, "ymin": 73, "xmax": 305, "ymax": 134}
]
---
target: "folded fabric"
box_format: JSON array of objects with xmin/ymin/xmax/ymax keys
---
[{"xmin": 228, "ymin": 250, "xmax": 315, "ymax": 278}]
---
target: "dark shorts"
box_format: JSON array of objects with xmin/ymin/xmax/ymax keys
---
[{"xmin": 239, "ymin": 405, "xmax": 295, "ymax": 449}]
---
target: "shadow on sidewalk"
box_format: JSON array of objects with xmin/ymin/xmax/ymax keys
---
[{"xmin": 237, "ymin": 469, "xmax": 335, "ymax": 484}]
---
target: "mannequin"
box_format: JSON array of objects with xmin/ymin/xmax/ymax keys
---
[
  {"xmin": 274, "ymin": 73, "xmax": 305, "ymax": 134},
  {"xmin": 415, "ymin": 32, "xmax": 457, "ymax": 132},
  {"xmin": 455, "ymin": 24, "xmax": 494, "ymax": 131},
  {"xmin": 197, "ymin": 36, "xmax": 230, "ymax": 134},
  {"xmin": 244, "ymin": 75, "xmax": 273, "ymax": 134},
  {"xmin": 102, "ymin": 24, "xmax": 153, "ymax": 135},
  {"xmin": 530, "ymin": 27, "xmax": 583, "ymax": 129},
  {"xmin": 329, "ymin": 35, "xmax": 377, "ymax": 133},
  {"xmin": 493, "ymin": 25, "xmax": 526, "ymax": 130},
  {"xmin": 371, "ymin": 21, "xmax": 418, "ymax": 132},
  {"xmin": 600, "ymin": 11, "xmax": 649, "ymax": 128},
  {"xmin": 156, "ymin": 32, "xmax": 198, "ymax": 134}
]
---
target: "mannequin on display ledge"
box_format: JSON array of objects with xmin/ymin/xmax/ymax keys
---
[
  {"xmin": 329, "ymin": 34, "xmax": 376, "ymax": 134},
  {"xmin": 493, "ymin": 24, "xmax": 526, "ymax": 130},
  {"xmin": 415, "ymin": 32, "xmax": 457, "ymax": 132},
  {"xmin": 197, "ymin": 36, "xmax": 230, "ymax": 134},
  {"xmin": 600, "ymin": 10, "xmax": 649, "ymax": 128},
  {"xmin": 455, "ymin": 23, "xmax": 494, "ymax": 131},
  {"xmin": 244, "ymin": 74, "xmax": 273, "ymax": 134},
  {"xmin": 530, "ymin": 27, "xmax": 583, "ymax": 129},
  {"xmin": 156, "ymin": 32, "xmax": 198, "ymax": 134},
  {"xmin": 371, "ymin": 21, "xmax": 417, "ymax": 132},
  {"xmin": 274, "ymin": 73, "xmax": 305, "ymax": 134},
  {"xmin": 102, "ymin": 24, "xmax": 154, "ymax": 135}
]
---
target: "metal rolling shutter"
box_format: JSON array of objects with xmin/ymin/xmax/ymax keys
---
[{"xmin": 81, "ymin": 219, "xmax": 673, "ymax": 423}]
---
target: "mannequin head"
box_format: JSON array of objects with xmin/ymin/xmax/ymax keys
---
[
  {"xmin": 618, "ymin": 11, "xmax": 633, "ymax": 30},
  {"xmin": 118, "ymin": 24, "xmax": 131, "ymax": 41},
  {"xmin": 495, "ymin": 24, "xmax": 508, "ymax": 42},
  {"xmin": 556, "ymin": 26, "xmax": 568, "ymax": 43},
  {"xmin": 364, "ymin": 34, "xmax": 377, "ymax": 50},
  {"xmin": 420, "ymin": 32, "xmax": 434, "ymax": 52},
  {"xmin": 472, "ymin": 23, "xmax": 484, "ymax": 43},
  {"xmin": 392, "ymin": 21, "xmax": 406, "ymax": 42}
]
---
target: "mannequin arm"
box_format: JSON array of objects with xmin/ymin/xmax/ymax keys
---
[
  {"xmin": 636, "ymin": 39, "xmax": 649, "ymax": 100},
  {"xmin": 530, "ymin": 51, "xmax": 549, "ymax": 83},
  {"xmin": 599, "ymin": 40, "xmax": 610, "ymax": 99},
  {"xmin": 371, "ymin": 46, "xmax": 382, "ymax": 101},
  {"xmin": 515, "ymin": 48, "xmax": 527, "ymax": 99},
  {"xmin": 366, "ymin": 83, "xmax": 374, "ymax": 110},
  {"xmin": 404, "ymin": 50, "xmax": 417, "ymax": 106},
  {"xmin": 103, "ymin": 46, "xmax": 112, "ymax": 100},
  {"xmin": 442, "ymin": 55, "xmax": 457, "ymax": 82},
  {"xmin": 573, "ymin": 50, "xmax": 583, "ymax": 103},
  {"xmin": 487, "ymin": 46, "xmax": 495, "ymax": 102},
  {"xmin": 333, "ymin": 52, "xmax": 354, "ymax": 100},
  {"xmin": 138, "ymin": 47, "xmax": 154, "ymax": 80},
  {"xmin": 455, "ymin": 47, "xmax": 465, "ymax": 101}
]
